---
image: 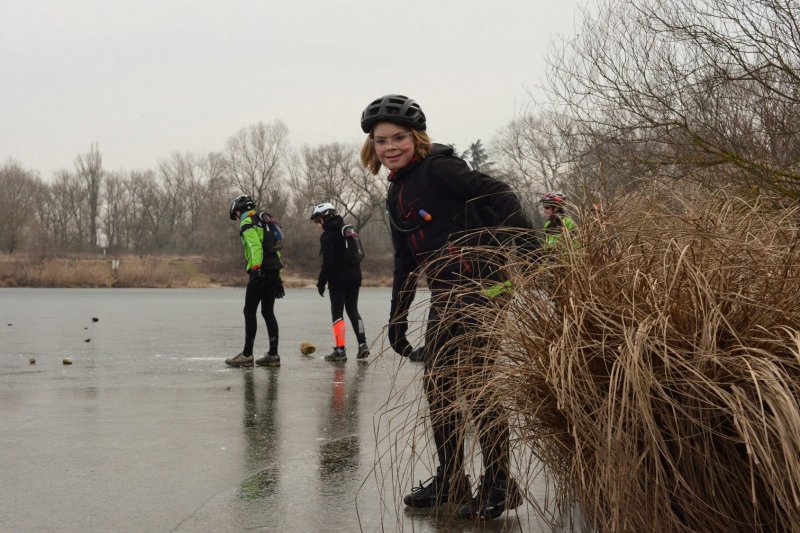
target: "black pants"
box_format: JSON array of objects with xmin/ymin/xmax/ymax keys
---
[
  {"xmin": 243, "ymin": 271, "xmax": 279, "ymax": 355},
  {"xmin": 328, "ymin": 286, "xmax": 366, "ymax": 345},
  {"xmin": 424, "ymin": 291, "xmax": 509, "ymax": 485}
]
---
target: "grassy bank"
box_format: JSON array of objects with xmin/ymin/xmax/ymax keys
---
[
  {"xmin": 0, "ymin": 254, "xmax": 392, "ymax": 288},
  {"xmin": 0, "ymin": 255, "xmax": 216, "ymax": 288}
]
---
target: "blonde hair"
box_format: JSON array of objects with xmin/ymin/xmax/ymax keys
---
[{"xmin": 360, "ymin": 127, "xmax": 432, "ymax": 175}]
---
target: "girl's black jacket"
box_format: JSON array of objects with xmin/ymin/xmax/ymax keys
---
[
  {"xmin": 317, "ymin": 214, "xmax": 362, "ymax": 291},
  {"xmin": 387, "ymin": 143, "xmax": 534, "ymax": 316}
]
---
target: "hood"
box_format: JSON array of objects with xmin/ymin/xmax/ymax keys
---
[
  {"xmin": 322, "ymin": 214, "xmax": 344, "ymax": 231},
  {"xmin": 428, "ymin": 143, "xmax": 453, "ymax": 158}
]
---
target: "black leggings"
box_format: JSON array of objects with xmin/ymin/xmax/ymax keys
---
[
  {"xmin": 424, "ymin": 298, "xmax": 509, "ymax": 484},
  {"xmin": 328, "ymin": 286, "xmax": 366, "ymax": 345},
  {"xmin": 243, "ymin": 273, "xmax": 279, "ymax": 355}
]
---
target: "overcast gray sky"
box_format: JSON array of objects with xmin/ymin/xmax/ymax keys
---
[{"xmin": 2, "ymin": 0, "xmax": 582, "ymax": 179}]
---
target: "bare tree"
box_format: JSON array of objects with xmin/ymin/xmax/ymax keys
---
[
  {"xmin": 158, "ymin": 152, "xmax": 194, "ymax": 253},
  {"xmin": 50, "ymin": 169, "xmax": 89, "ymax": 251},
  {"xmin": 112, "ymin": 171, "xmax": 142, "ymax": 251},
  {"xmin": 124, "ymin": 169, "xmax": 166, "ymax": 253},
  {"xmin": 282, "ymin": 142, "xmax": 388, "ymax": 274},
  {"xmin": 185, "ymin": 151, "xmax": 230, "ymax": 255},
  {"xmin": 492, "ymin": 111, "xmax": 573, "ymax": 203},
  {"xmin": 545, "ymin": 0, "xmax": 800, "ymax": 199},
  {"xmin": 0, "ymin": 160, "xmax": 41, "ymax": 253},
  {"xmin": 101, "ymin": 171, "xmax": 131, "ymax": 252},
  {"xmin": 294, "ymin": 142, "xmax": 384, "ymax": 231},
  {"xmin": 74, "ymin": 143, "xmax": 103, "ymax": 248},
  {"xmin": 224, "ymin": 120, "xmax": 290, "ymax": 210}
]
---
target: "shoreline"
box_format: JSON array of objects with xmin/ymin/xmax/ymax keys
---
[
  {"xmin": 0, "ymin": 254, "xmax": 392, "ymax": 289},
  {"xmin": 0, "ymin": 275, "xmax": 392, "ymax": 289}
]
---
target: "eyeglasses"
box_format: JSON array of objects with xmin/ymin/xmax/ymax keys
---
[{"xmin": 372, "ymin": 131, "xmax": 414, "ymax": 148}]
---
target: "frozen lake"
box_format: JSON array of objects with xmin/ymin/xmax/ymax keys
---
[{"xmin": 0, "ymin": 288, "xmax": 566, "ymax": 532}]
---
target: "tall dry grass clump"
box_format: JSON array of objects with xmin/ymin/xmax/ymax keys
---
[{"xmin": 459, "ymin": 187, "xmax": 800, "ymax": 531}]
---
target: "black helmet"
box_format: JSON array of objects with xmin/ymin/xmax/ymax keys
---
[
  {"xmin": 361, "ymin": 94, "xmax": 426, "ymax": 133},
  {"xmin": 229, "ymin": 194, "xmax": 255, "ymax": 220},
  {"xmin": 310, "ymin": 202, "xmax": 337, "ymax": 220}
]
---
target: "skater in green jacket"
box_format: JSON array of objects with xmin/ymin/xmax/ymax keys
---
[{"xmin": 225, "ymin": 194, "xmax": 284, "ymax": 368}]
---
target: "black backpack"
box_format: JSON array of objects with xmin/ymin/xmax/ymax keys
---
[
  {"xmin": 341, "ymin": 224, "xmax": 365, "ymax": 264},
  {"xmin": 255, "ymin": 212, "xmax": 284, "ymax": 253}
]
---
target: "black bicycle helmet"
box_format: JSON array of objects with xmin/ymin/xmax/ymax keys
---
[
  {"xmin": 229, "ymin": 194, "xmax": 255, "ymax": 220},
  {"xmin": 360, "ymin": 94, "xmax": 426, "ymax": 133}
]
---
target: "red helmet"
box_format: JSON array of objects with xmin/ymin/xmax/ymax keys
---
[{"xmin": 540, "ymin": 192, "xmax": 566, "ymax": 208}]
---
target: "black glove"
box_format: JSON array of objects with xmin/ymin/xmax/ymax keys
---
[
  {"xmin": 317, "ymin": 283, "xmax": 325, "ymax": 297},
  {"xmin": 387, "ymin": 318, "xmax": 412, "ymax": 357},
  {"xmin": 248, "ymin": 268, "xmax": 264, "ymax": 282},
  {"xmin": 388, "ymin": 297, "xmax": 414, "ymax": 356},
  {"xmin": 408, "ymin": 346, "xmax": 426, "ymax": 362},
  {"xmin": 275, "ymin": 282, "xmax": 285, "ymax": 299}
]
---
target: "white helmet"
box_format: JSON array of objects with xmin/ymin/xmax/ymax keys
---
[{"xmin": 310, "ymin": 202, "xmax": 337, "ymax": 220}]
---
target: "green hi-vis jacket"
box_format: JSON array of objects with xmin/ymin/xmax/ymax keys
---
[
  {"xmin": 543, "ymin": 214, "xmax": 578, "ymax": 249},
  {"xmin": 240, "ymin": 210, "xmax": 283, "ymax": 273},
  {"xmin": 240, "ymin": 211, "xmax": 264, "ymax": 271}
]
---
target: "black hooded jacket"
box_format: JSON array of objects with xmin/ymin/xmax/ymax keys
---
[
  {"xmin": 317, "ymin": 214, "xmax": 362, "ymax": 290},
  {"xmin": 387, "ymin": 143, "xmax": 533, "ymax": 314}
]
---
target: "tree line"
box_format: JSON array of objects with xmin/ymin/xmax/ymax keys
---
[
  {"xmin": 0, "ymin": 123, "xmax": 510, "ymax": 277},
  {"xmin": 3, "ymin": 0, "xmax": 798, "ymax": 276},
  {"xmin": 1, "ymin": 121, "xmax": 395, "ymax": 271}
]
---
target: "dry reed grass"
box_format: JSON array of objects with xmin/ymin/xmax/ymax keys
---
[
  {"xmin": 492, "ymin": 188, "xmax": 800, "ymax": 530},
  {"xmin": 374, "ymin": 185, "xmax": 800, "ymax": 531},
  {"xmin": 0, "ymin": 255, "xmax": 194, "ymax": 288}
]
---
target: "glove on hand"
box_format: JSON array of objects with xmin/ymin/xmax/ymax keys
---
[
  {"xmin": 317, "ymin": 284, "xmax": 325, "ymax": 297},
  {"xmin": 275, "ymin": 282, "xmax": 285, "ymax": 299},
  {"xmin": 388, "ymin": 296, "xmax": 415, "ymax": 356},
  {"xmin": 387, "ymin": 315, "xmax": 412, "ymax": 357},
  {"xmin": 408, "ymin": 346, "xmax": 426, "ymax": 362}
]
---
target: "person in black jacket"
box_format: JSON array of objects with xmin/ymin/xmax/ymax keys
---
[
  {"xmin": 311, "ymin": 202, "xmax": 370, "ymax": 362},
  {"xmin": 359, "ymin": 94, "xmax": 539, "ymax": 520}
]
